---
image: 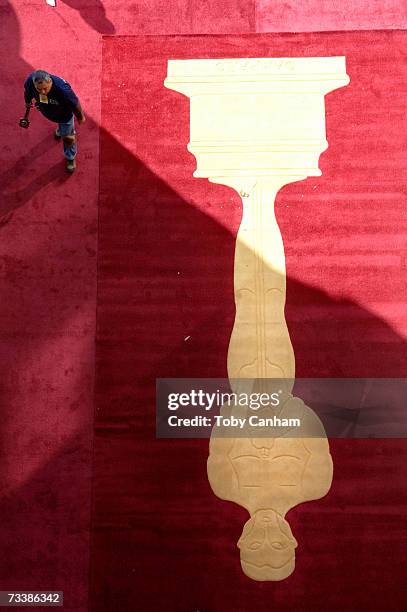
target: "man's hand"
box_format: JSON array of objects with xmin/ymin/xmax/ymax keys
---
[{"xmin": 74, "ymin": 103, "xmax": 86, "ymax": 125}]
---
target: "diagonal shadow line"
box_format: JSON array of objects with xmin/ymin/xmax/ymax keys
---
[
  {"xmin": 89, "ymin": 35, "xmax": 407, "ymax": 610},
  {"xmin": 92, "ymin": 133, "xmax": 407, "ymax": 451},
  {"xmin": 2, "ymin": 77, "xmax": 407, "ymax": 601},
  {"xmin": 1, "ymin": 5, "xmax": 407, "ymax": 609},
  {"xmin": 3, "ymin": 105, "xmax": 407, "ymax": 612}
]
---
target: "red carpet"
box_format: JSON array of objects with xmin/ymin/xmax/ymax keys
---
[
  {"xmin": 92, "ymin": 32, "xmax": 407, "ymax": 610},
  {"xmin": 1, "ymin": 1, "xmax": 407, "ymax": 609}
]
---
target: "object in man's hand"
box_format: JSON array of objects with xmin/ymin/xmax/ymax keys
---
[{"xmin": 19, "ymin": 104, "xmax": 31, "ymax": 128}]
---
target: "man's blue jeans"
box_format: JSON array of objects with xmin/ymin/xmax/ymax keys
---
[{"xmin": 56, "ymin": 116, "xmax": 76, "ymax": 161}]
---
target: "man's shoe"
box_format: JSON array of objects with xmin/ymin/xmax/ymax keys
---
[
  {"xmin": 66, "ymin": 159, "xmax": 76, "ymax": 173},
  {"xmin": 54, "ymin": 128, "xmax": 61, "ymax": 140}
]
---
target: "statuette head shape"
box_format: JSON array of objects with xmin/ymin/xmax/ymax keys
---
[{"xmin": 238, "ymin": 509, "xmax": 297, "ymax": 581}]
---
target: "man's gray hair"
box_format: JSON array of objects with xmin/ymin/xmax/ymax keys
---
[{"xmin": 32, "ymin": 70, "xmax": 52, "ymax": 84}]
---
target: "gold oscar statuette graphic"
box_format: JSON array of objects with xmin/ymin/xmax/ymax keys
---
[{"xmin": 165, "ymin": 57, "xmax": 350, "ymax": 580}]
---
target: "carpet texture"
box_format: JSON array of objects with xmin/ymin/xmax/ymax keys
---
[
  {"xmin": 0, "ymin": 2, "xmax": 253, "ymax": 608},
  {"xmin": 91, "ymin": 32, "xmax": 407, "ymax": 611},
  {"xmin": 2, "ymin": 1, "xmax": 407, "ymax": 609}
]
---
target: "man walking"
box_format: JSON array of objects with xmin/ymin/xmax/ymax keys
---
[{"xmin": 23, "ymin": 70, "xmax": 85, "ymax": 173}]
